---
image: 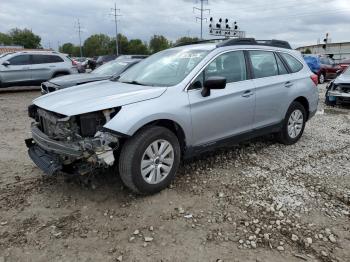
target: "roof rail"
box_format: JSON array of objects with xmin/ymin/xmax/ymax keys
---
[
  {"xmin": 173, "ymin": 38, "xmax": 226, "ymax": 47},
  {"xmin": 217, "ymin": 38, "xmax": 292, "ymax": 49}
]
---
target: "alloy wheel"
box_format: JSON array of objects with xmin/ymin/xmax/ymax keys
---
[{"xmin": 140, "ymin": 139, "xmax": 174, "ymax": 184}]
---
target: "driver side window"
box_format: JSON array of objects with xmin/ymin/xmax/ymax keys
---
[{"xmin": 190, "ymin": 51, "xmax": 247, "ymax": 90}]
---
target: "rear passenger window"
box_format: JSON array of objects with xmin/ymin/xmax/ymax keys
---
[
  {"xmin": 275, "ymin": 53, "xmax": 288, "ymax": 75},
  {"xmin": 32, "ymin": 55, "xmax": 64, "ymax": 64},
  {"xmin": 204, "ymin": 51, "xmax": 247, "ymax": 83},
  {"xmin": 249, "ymin": 51, "xmax": 278, "ymax": 78},
  {"xmin": 280, "ymin": 53, "xmax": 303, "ymax": 73}
]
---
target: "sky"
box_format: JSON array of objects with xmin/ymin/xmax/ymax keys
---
[{"xmin": 1, "ymin": 0, "xmax": 350, "ymax": 49}]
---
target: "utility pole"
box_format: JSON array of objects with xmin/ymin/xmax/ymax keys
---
[
  {"xmin": 111, "ymin": 3, "xmax": 122, "ymax": 56},
  {"xmin": 75, "ymin": 19, "xmax": 83, "ymax": 58},
  {"xmin": 193, "ymin": 0, "xmax": 210, "ymax": 40}
]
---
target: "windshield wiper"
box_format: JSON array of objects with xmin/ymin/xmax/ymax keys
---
[{"xmin": 120, "ymin": 80, "xmax": 146, "ymax": 86}]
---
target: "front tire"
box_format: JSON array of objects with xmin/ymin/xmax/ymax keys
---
[
  {"xmin": 119, "ymin": 126, "xmax": 181, "ymax": 194},
  {"xmin": 276, "ymin": 101, "xmax": 306, "ymax": 145}
]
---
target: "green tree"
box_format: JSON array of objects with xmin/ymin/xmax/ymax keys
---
[
  {"xmin": 0, "ymin": 32, "xmax": 13, "ymax": 45},
  {"xmin": 149, "ymin": 35, "xmax": 170, "ymax": 53},
  {"xmin": 109, "ymin": 34, "xmax": 129, "ymax": 55},
  {"xmin": 59, "ymin": 42, "xmax": 75, "ymax": 55},
  {"xmin": 175, "ymin": 36, "xmax": 199, "ymax": 46},
  {"xmin": 9, "ymin": 28, "xmax": 41, "ymax": 48},
  {"xmin": 83, "ymin": 34, "xmax": 112, "ymax": 57},
  {"xmin": 303, "ymin": 48, "xmax": 312, "ymax": 54},
  {"xmin": 127, "ymin": 39, "xmax": 148, "ymax": 55}
]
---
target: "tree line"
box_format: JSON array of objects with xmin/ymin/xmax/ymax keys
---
[
  {"xmin": 0, "ymin": 27, "xmax": 200, "ymax": 57},
  {"xmin": 59, "ymin": 34, "xmax": 200, "ymax": 57},
  {"xmin": 0, "ymin": 28, "xmax": 41, "ymax": 48}
]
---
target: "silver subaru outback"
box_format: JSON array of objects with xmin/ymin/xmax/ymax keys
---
[{"xmin": 26, "ymin": 38, "xmax": 319, "ymax": 194}]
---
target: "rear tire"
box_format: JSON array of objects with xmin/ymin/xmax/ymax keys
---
[
  {"xmin": 318, "ymin": 73, "xmax": 325, "ymax": 84},
  {"xmin": 276, "ymin": 101, "xmax": 306, "ymax": 145},
  {"xmin": 119, "ymin": 126, "xmax": 181, "ymax": 194}
]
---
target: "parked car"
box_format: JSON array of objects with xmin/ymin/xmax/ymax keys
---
[
  {"xmin": 41, "ymin": 58, "xmax": 142, "ymax": 94},
  {"xmin": 0, "ymin": 51, "xmax": 78, "ymax": 87},
  {"xmin": 337, "ymin": 58, "xmax": 350, "ymax": 71},
  {"xmin": 26, "ymin": 38, "xmax": 318, "ymax": 194},
  {"xmin": 304, "ymin": 55, "xmax": 343, "ymax": 84},
  {"xmin": 325, "ymin": 66, "xmax": 350, "ymax": 105},
  {"xmin": 96, "ymin": 55, "xmax": 118, "ymax": 67}
]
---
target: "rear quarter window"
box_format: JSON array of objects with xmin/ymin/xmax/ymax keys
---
[{"xmin": 280, "ymin": 53, "xmax": 303, "ymax": 73}]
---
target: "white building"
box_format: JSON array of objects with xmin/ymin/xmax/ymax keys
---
[{"xmin": 296, "ymin": 42, "xmax": 350, "ymax": 62}]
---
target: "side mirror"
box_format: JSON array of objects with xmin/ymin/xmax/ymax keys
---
[
  {"xmin": 201, "ymin": 76, "xmax": 226, "ymax": 97},
  {"xmin": 2, "ymin": 61, "xmax": 10, "ymax": 66}
]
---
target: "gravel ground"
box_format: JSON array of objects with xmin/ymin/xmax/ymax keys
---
[{"xmin": 0, "ymin": 84, "xmax": 349, "ymax": 262}]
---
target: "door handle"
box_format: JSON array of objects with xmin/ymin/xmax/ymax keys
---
[
  {"xmin": 242, "ymin": 90, "xmax": 254, "ymax": 98},
  {"xmin": 22, "ymin": 67, "xmax": 30, "ymax": 70},
  {"xmin": 285, "ymin": 81, "xmax": 293, "ymax": 88}
]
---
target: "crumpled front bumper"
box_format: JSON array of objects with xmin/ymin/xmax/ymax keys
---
[{"xmin": 26, "ymin": 123, "xmax": 118, "ymax": 175}]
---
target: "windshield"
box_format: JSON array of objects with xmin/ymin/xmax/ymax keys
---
[
  {"xmin": 92, "ymin": 60, "xmax": 131, "ymax": 76},
  {"xmin": 118, "ymin": 48, "xmax": 209, "ymax": 86}
]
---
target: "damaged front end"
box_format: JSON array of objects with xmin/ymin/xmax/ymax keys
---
[
  {"xmin": 326, "ymin": 81, "xmax": 350, "ymax": 104},
  {"xmin": 26, "ymin": 105, "xmax": 121, "ymax": 176}
]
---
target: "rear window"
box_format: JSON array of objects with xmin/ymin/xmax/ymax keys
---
[
  {"xmin": 280, "ymin": 53, "xmax": 303, "ymax": 73},
  {"xmin": 249, "ymin": 51, "xmax": 279, "ymax": 79},
  {"xmin": 32, "ymin": 55, "xmax": 64, "ymax": 64}
]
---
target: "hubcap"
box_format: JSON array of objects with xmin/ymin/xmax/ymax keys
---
[
  {"xmin": 140, "ymin": 139, "xmax": 174, "ymax": 184},
  {"xmin": 319, "ymin": 74, "xmax": 324, "ymax": 84},
  {"xmin": 287, "ymin": 109, "xmax": 304, "ymax": 139}
]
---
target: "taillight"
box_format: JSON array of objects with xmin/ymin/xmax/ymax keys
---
[{"xmin": 310, "ymin": 74, "xmax": 318, "ymax": 86}]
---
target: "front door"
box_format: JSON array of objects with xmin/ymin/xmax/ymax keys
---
[
  {"xmin": 188, "ymin": 50, "xmax": 255, "ymax": 147},
  {"xmin": 1, "ymin": 54, "xmax": 31, "ymax": 84}
]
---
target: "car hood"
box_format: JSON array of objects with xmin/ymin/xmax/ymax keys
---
[
  {"xmin": 33, "ymin": 80, "xmax": 167, "ymax": 116},
  {"xmin": 49, "ymin": 73, "xmax": 111, "ymax": 88},
  {"xmin": 334, "ymin": 73, "xmax": 350, "ymax": 84}
]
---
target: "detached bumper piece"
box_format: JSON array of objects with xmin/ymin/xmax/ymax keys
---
[{"xmin": 26, "ymin": 139, "xmax": 62, "ymax": 175}]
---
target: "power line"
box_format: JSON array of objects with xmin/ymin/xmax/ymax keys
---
[
  {"xmin": 193, "ymin": 0, "xmax": 210, "ymax": 40},
  {"xmin": 111, "ymin": 3, "xmax": 122, "ymax": 56}
]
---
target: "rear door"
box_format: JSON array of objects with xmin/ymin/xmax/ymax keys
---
[
  {"xmin": 248, "ymin": 50, "xmax": 290, "ymax": 129},
  {"xmin": 1, "ymin": 54, "xmax": 31, "ymax": 84},
  {"xmin": 30, "ymin": 54, "xmax": 64, "ymax": 81},
  {"xmin": 188, "ymin": 50, "xmax": 256, "ymax": 146}
]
